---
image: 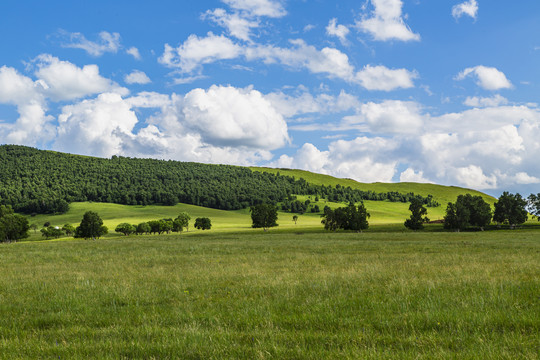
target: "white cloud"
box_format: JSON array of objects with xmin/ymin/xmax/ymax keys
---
[
  {"xmin": 222, "ymin": 0, "xmax": 286, "ymax": 18},
  {"xmin": 124, "ymin": 70, "xmax": 151, "ymax": 85},
  {"xmin": 126, "ymin": 47, "xmax": 141, "ymax": 60},
  {"xmin": 33, "ymin": 54, "xmax": 127, "ymax": 101},
  {"xmin": 356, "ymin": 0, "xmax": 420, "ymax": 42},
  {"xmin": 355, "ymin": 65, "xmax": 417, "ymax": 91},
  {"xmin": 265, "ymin": 88, "xmax": 360, "ymax": 118},
  {"xmin": 204, "ymin": 8, "xmax": 259, "ymax": 41},
  {"xmin": 55, "ymin": 92, "xmax": 138, "ymax": 157},
  {"xmin": 455, "ymin": 165, "xmax": 497, "ymax": 189},
  {"xmin": 0, "ymin": 66, "xmax": 53, "ymax": 145},
  {"xmin": 61, "ymin": 31, "xmax": 121, "ymax": 57},
  {"xmin": 354, "ymin": 100, "xmax": 424, "ymax": 134},
  {"xmin": 455, "ymin": 66, "xmax": 513, "ymax": 90},
  {"xmin": 159, "ymin": 32, "xmax": 242, "ymax": 73},
  {"xmin": 399, "ymin": 168, "xmax": 432, "ymax": 183},
  {"xmin": 326, "ymin": 18, "xmax": 350, "ymax": 45},
  {"xmin": 452, "ymin": 0, "xmax": 478, "ymax": 20},
  {"xmin": 464, "ymin": 94, "xmax": 508, "ymax": 108},
  {"xmin": 272, "ymin": 137, "xmax": 398, "ymax": 183},
  {"xmin": 181, "ymin": 85, "xmax": 289, "ymax": 149}
]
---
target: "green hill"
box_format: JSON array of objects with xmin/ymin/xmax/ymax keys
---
[{"xmin": 251, "ymin": 167, "xmax": 497, "ymax": 208}]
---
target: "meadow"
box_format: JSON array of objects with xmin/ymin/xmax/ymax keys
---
[{"xmin": 0, "ymin": 229, "xmax": 538, "ymax": 359}]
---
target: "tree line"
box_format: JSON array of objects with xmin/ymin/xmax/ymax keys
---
[{"xmin": 0, "ymin": 145, "xmax": 438, "ymax": 215}]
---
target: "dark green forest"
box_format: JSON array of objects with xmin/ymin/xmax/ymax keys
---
[{"xmin": 0, "ymin": 145, "xmax": 438, "ymax": 214}]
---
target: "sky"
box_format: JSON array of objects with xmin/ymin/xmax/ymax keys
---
[{"xmin": 1, "ymin": 0, "xmax": 540, "ymax": 197}]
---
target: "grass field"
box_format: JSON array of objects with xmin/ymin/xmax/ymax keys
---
[{"xmin": 1, "ymin": 230, "xmax": 538, "ymax": 359}]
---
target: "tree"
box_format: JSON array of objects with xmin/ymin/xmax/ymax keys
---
[
  {"xmin": 115, "ymin": 223, "xmax": 136, "ymax": 236},
  {"xmin": 136, "ymin": 222, "xmax": 151, "ymax": 235},
  {"xmin": 175, "ymin": 212, "xmax": 191, "ymax": 232},
  {"xmin": 321, "ymin": 203, "xmax": 370, "ymax": 232},
  {"xmin": 41, "ymin": 226, "xmax": 63, "ymax": 239},
  {"xmin": 194, "ymin": 217, "xmax": 212, "ymax": 230},
  {"xmin": 0, "ymin": 206, "xmax": 29, "ymax": 243},
  {"xmin": 74, "ymin": 211, "xmax": 108, "ymax": 240},
  {"xmin": 463, "ymin": 195, "xmax": 492, "ymax": 230},
  {"xmin": 493, "ymin": 192, "xmax": 528, "ymax": 228},
  {"xmin": 444, "ymin": 194, "xmax": 492, "ymax": 231},
  {"xmin": 250, "ymin": 204, "xmax": 278, "ymax": 231},
  {"xmin": 404, "ymin": 198, "xmax": 429, "ymax": 231},
  {"xmin": 444, "ymin": 201, "xmax": 470, "ymax": 232},
  {"xmin": 171, "ymin": 212, "xmax": 190, "ymax": 233},
  {"xmin": 292, "ymin": 215, "xmax": 298, "ymax": 224},
  {"xmin": 62, "ymin": 224, "xmax": 75, "ymax": 237},
  {"xmin": 528, "ymin": 193, "xmax": 540, "ymax": 221}
]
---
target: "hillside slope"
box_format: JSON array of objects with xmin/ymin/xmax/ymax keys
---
[{"xmin": 251, "ymin": 167, "xmax": 497, "ymax": 207}]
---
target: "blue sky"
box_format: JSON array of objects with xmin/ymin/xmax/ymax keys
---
[{"xmin": 1, "ymin": 0, "xmax": 540, "ymax": 196}]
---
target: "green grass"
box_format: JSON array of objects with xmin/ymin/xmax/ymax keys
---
[
  {"xmin": 251, "ymin": 167, "xmax": 497, "ymax": 207},
  {"xmin": 0, "ymin": 231, "xmax": 538, "ymax": 359}
]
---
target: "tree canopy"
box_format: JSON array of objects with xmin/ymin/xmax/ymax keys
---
[
  {"xmin": 444, "ymin": 194, "xmax": 492, "ymax": 231},
  {"xmin": 493, "ymin": 192, "xmax": 528, "ymax": 228},
  {"xmin": 75, "ymin": 211, "xmax": 108, "ymax": 240},
  {"xmin": 250, "ymin": 203, "xmax": 278, "ymax": 231},
  {"xmin": 0, "ymin": 205, "xmax": 29, "ymax": 242},
  {"xmin": 321, "ymin": 203, "xmax": 370, "ymax": 232},
  {"xmin": 194, "ymin": 217, "xmax": 212, "ymax": 230},
  {"xmin": 404, "ymin": 198, "xmax": 429, "ymax": 231}
]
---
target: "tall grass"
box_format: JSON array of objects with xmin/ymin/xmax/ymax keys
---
[{"xmin": 0, "ymin": 230, "xmax": 538, "ymax": 358}]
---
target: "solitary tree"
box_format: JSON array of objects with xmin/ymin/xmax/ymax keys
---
[
  {"xmin": 75, "ymin": 211, "xmax": 108, "ymax": 240},
  {"xmin": 404, "ymin": 198, "xmax": 429, "ymax": 231},
  {"xmin": 250, "ymin": 203, "xmax": 278, "ymax": 231},
  {"xmin": 493, "ymin": 192, "xmax": 528, "ymax": 229},
  {"xmin": 194, "ymin": 217, "xmax": 212, "ymax": 230},
  {"xmin": 292, "ymin": 215, "xmax": 298, "ymax": 224}
]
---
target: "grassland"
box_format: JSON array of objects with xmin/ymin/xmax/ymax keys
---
[{"xmin": 1, "ymin": 230, "xmax": 538, "ymax": 359}]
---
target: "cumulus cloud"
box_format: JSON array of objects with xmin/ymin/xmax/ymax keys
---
[
  {"xmin": 181, "ymin": 85, "xmax": 289, "ymax": 149},
  {"xmin": 61, "ymin": 31, "xmax": 121, "ymax": 56},
  {"xmin": 399, "ymin": 168, "xmax": 432, "ymax": 183},
  {"xmin": 452, "ymin": 0, "xmax": 478, "ymax": 20},
  {"xmin": 0, "ymin": 66, "xmax": 53, "ymax": 145},
  {"xmin": 463, "ymin": 94, "xmax": 508, "ymax": 108},
  {"xmin": 222, "ymin": 0, "xmax": 286, "ymax": 18},
  {"xmin": 355, "ymin": 65, "xmax": 417, "ymax": 91},
  {"xmin": 326, "ymin": 18, "xmax": 350, "ymax": 45},
  {"xmin": 124, "ymin": 70, "xmax": 151, "ymax": 85},
  {"xmin": 272, "ymin": 137, "xmax": 399, "ymax": 183},
  {"xmin": 356, "ymin": 0, "xmax": 420, "ymax": 42},
  {"xmin": 55, "ymin": 92, "xmax": 138, "ymax": 157},
  {"xmin": 159, "ymin": 32, "xmax": 242, "ymax": 73},
  {"xmin": 33, "ymin": 54, "xmax": 127, "ymax": 101},
  {"xmin": 203, "ymin": 8, "xmax": 259, "ymax": 41},
  {"xmin": 356, "ymin": 100, "xmax": 424, "ymax": 134},
  {"xmin": 455, "ymin": 66, "xmax": 513, "ymax": 90}
]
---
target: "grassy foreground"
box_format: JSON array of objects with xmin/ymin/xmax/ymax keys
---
[{"xmin": 1, "ymin": 231, "xmax": 539, "ymax": 359}]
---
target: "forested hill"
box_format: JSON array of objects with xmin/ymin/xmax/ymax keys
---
[{"xmin": 0, "ymin": 145, "xmax": 438, "ymax": 215}]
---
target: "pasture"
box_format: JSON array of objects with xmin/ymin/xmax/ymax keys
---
[{"xmin": 1, "ymin": 229, "xmax": 538, "ymax": 359}]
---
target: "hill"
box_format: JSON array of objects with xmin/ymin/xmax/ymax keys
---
[
  {"xmin": 0, "ymin": 145, "xmax": 439, "ymax": 215},
  {"xmin": 250, "ymin": 167, "xmax": 497, "ymax": 208}
]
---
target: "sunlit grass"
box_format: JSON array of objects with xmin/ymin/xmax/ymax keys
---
[{"xmin": 0, "ymin": 230, "xmax": 538, "ymax": 358}]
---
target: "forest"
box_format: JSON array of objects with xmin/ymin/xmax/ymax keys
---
[{"xmin": 0, "ymin": 145, "xmax": 439, "ymax": 214}]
